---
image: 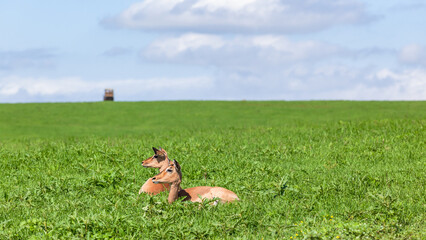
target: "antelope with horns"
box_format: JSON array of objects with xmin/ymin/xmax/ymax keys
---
[
  {"xmin": 138, "ymin": 147, "xmax": 171, "ymax": 195},
  {"xmin": 151, "ymin": 159, "xmax": 239, "ymax": 204}
]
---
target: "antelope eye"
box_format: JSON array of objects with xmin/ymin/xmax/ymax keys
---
[
  {"xmin": 153, "ymin": 155, "xmax": 158, "ymax": 158},
  {"xmin": 166, "ymin": 168, "xmax": 173, "ymax": 173}
]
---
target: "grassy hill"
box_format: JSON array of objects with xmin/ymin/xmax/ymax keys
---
[
  {"xmin": 0, "ymin": 101, "xmax": 425, "ymax": 239},
  {"xmin": 0, "ymin": 101, "xmax": 424, "ymax": 139}
]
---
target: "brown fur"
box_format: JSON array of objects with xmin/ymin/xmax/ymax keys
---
[
  {"xmin": 139, "ymin": 177, "xmax": 170, "ymax": 195},
  {"xmin": 152, "ymin": 160, "xmax": 239, "ymax": 203},
  {"xmin": 138, "ymin": 147, "xmax": 171, "ymax": 195}
]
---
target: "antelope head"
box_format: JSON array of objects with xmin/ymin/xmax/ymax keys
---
[
  {"xmin": 152, "ymin": 159, "xmax": 182, "ymax": 184},
  {"xmin": 142, "ymin": 147, "xmax": 169, "ymax": 169}
]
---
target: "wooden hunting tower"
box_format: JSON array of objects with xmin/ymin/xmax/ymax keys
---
[{"xmin": 104, "ymin": 88, "xmax": 114, "ymax": 101}]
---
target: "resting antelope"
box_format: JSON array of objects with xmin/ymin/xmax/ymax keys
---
[
  {"xmin": 152, "ymin": 159, "xmax": 239, "ymax": 204},
  {"xmin": 138, "ymin": 147, "xmax": 171, "ymax": 195}
]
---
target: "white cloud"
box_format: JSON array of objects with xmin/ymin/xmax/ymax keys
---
[
  {"xmin": 318, "ymin": 68, "xmax": 426, "ymax": 100},
  {"xmin": 1, "ymin": 66, "xmax": 424, "ymax": 102},
  {"xmin": 145, "ymin": 33, "xmax": 225, "ymax": 59},
  {"xmin": 399, "ymin": 44, "xmax": 426, "ymax": 66},
  {"xmin": 0, "ymin": 49, "xmax": 56, "ymax": 70},
  {"xmin": 251, "ymin": 35, "xmax": 343, "ymax": 61},
  {"xmin": 212, "ymin": 66, "xmax": 426, "ymax": 100},
  {"xmin": 0, "ymin": 76, "xmax": 85, "ymax": 96},
  {"xmin": 103, "ymin": 0, "xmax": 374, "ymax": 33},
  {"xmin": 143, "ymin": 34, "xmax": 344, "ymax": 68},
  {"xmin": 331, "ymin": 68, "xmax": 426, "ymax": 100},
  {"xmin": 136, "ymin": 33, "xmax": 426, "ymax": 100},
  {"xmin": 0, "ymin": 76, "xmax": 213, "ymax": 102}
]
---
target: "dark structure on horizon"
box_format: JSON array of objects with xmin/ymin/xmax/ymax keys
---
[{"xmin": 104, "ymin": 89, "xmax": 114, "ymax": 101}]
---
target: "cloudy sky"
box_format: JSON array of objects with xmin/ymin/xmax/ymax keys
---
[{"xmin": 1, "ymin": 0, "xmax": 425, "ymax": 102}]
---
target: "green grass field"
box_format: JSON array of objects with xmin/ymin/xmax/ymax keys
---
[{"xmin": 0, "ymin": 101, "xmax": 425, "ymax": 239}]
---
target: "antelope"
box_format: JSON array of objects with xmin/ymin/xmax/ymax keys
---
[
  {"xmin": 151, "ymin": 159, "xmax": 239, "ymax": 204},
  {"xmin": 138, "ymin": 147, "xmax": 171, "ymax": 195}
]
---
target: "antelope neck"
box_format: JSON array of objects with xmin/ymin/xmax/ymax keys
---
[
  {"xmin": 168, "ymin": 181, "xmax": 182, "ymax": 204},
  {"xmin": 158, "ymin": 159, "xmax": 170, "ymax": 172}
]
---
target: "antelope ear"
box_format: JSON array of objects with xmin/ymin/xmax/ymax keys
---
[
  {"xmin": 173, "ymin": 159, "xmax": 181, "ymax": 172},
  {"xmin": 156, "ymin": 147, "xmax": 168, "ymax": 156},
  {"xmin": 161, "ymin": 148, "xmax": 168, "ymax": 156},
  {"xmin": 152, "ymin": 147, "xmax": 160, "ymax": 153}
]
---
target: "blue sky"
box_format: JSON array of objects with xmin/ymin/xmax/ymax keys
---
[{"xmin": 1, "ymin": 0, "xmax": 425, "ymax": 102}]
